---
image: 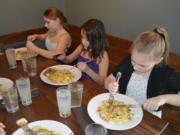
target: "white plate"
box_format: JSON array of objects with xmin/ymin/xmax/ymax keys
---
[
  {"xmin": 87, "ymin": 93, "xmax": 143, "ymax": 130},
  {"xmin": 40, "ymin": 65, "xmax": 82, "ymax": 86},
  {"xmin": 0, "ymin": 77, "xmax": 14, "ymax": 99},
  {"xmin": 12, "ymin": 120, "xmax": 74, "ymax": 135}
]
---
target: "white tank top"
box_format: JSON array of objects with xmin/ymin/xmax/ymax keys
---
[{"xmin": 45, "ymin": 37, "xmax": 57, "ymax": 51}]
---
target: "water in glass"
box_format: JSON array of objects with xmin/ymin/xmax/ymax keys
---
[
  {"xmin": 56, "ymin": 86, "xmax": 71, "ymax": 118},
  {"xmin": 2, "ymin": 86, "xmax": 19, "ymax": 113},
  {"xmin": 16, "ymin": 77, "xmax": 32, "ymax": 106},
  {"xmin": 5, "ymin": 48, "xmax": 17, "ymax": 69},
  {"xmin": 85, "ymin": 123, "xmax": 107, "ymax": 135},
  {"xmin": 69, "ymin": 81, "xmax": 83, "ymax": 108}
]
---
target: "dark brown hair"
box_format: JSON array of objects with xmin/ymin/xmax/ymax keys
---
[
  {"xmin": 81, "ymin": 19, "xmax": 108, "ymax": 61},
  {"xmin": 43, "ymin": 8, "xmax": 68, "ymax": 30}
]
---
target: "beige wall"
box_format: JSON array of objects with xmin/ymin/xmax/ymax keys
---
[
  {"xmin": 1, "ymin": 0, "xmax": 180, "ymax": 54},
  {"xmin": 66, "ymin": 0, "xmax": 180, "ymax": 54},
  {"xmin": 0, "ymin": 0, "xmax": 65, "ymax": 35}
]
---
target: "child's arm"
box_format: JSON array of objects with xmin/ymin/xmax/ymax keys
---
[
  {"xmin": 143, "ymin": 92, "xmax": 180, "ymax": 111},
  {"xmin": 104, "ymin": 56, "xmax": 130, "ymax": 92},
  {"xmin": 26, "ymin": 40, "xmax": 57, "ymax": 59},
  {"xmin": 77, "ymin": 51, "xmax": 109, "ymax": 85},
  {"xmin": 57, "ymin": 44, "xmax": 83, "ymax": 63},
  {"xmin": 27, "ymin": 33, "xmax": 47, "ymax": 41},
  {"xmin": 165, "ymin": 93, "xmax": 180, "ymax": 106},
  {"xmin": 26, "ymin": 33, "xmax": 71, "ymax": 59}
]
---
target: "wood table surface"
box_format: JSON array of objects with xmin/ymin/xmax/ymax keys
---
[{"xmin": 0, "ymin": 54, "xmax": 173, "ymax": 135}]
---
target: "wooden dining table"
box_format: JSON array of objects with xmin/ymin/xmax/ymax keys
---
[{"xmin": 0, "ymin": 54, "xmax": 175, "ymax": 135}]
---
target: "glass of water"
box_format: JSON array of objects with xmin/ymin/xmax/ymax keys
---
[
  {"xmin": 56, "ymin": 86, "xmax": 71, "ymax": 118},
  {"xmin": 69, "ymin": 81, "xmax": 83, "ymax": 108},
  {"xmin": 25, "ymin": 55, "xmax": 37, "ymax": 77},
  {"xmin": 85, "ymin": 123, "xmax": 107, "ymax": 135},
  {"xmin": 16, "ymin": 77, "xmax": 32, "ymax": 106},
  {"xmin": 5, "ymin": 48, "xmax": 17, "ymax": 69},
  {"xmin": 2, "ymin": 85, "xmax": 19, "ymax": 113}
]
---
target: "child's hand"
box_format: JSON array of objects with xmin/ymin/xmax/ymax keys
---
[
  {"xmin": 76, "ymin": 62, "xmax": 88, "ymax": 72},
  {"xmin": 0, "ymin": 123, "xmax": 6, "ymax": 135},
  {"xmin": 26, "ymin": 41, "xmax": 35, "ymax": 51},
  {"xmin": 56, "ymin": 53, "xmax": 65, "ymax": 61},
  {"xmin": 143, "ymin": 95, "xmax": 166, "ymax": 111},
  {"xmin": 108, "ymin": 81, "xmax": 119, "ymax": 93},
  {"xmin": 27, "ymin": 34, "xmax": 37, "ymax": 41}
]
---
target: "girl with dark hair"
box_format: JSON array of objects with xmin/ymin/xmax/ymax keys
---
[
  {"xmin": 58, "ymin": 19, "xmax": 109, "ymax": 85},
  {"xmin": 26, "ymin": 7, "xmax": 71, "ymax": 59}
]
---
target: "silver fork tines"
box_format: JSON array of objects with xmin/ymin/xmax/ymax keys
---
[
  {"xmin": 128, "ymin": 104, "xmax": 142, "ymax": 108},
  {"xmin": 109, "ymin": 93, "xmax": 114, "ymax": 101},
  {"xmin": 115, "ymin": 72, "xmax": 122, "ymax": 83},
  {"xmin": 109, "ymin": 72, "xmax": 122, "ymax": 101},
  {"xmin": 22, "ymin": 124, "xmax": 37, "ymax": 135},
  {"xmin": 71, "ymin": 60, "xmax": 92, "ymax": 70}
]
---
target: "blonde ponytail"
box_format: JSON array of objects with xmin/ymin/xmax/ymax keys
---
[
  {"xmin": 153, "ymin": 27, "xmax": 170, "ymax": 64},
  {"xmin": 132, "ymin": 27, "xmax": 170, "ymax": 65}
]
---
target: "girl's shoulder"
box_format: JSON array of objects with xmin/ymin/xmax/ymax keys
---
[
  {"xmin": 152, "ymin": 64, "xmax": 180, "ymax": 78},
  {"xmin": 154, "ymin": 64, "xmax": 175, "ymax": 72},
  {"xmin": 60, "ymin": 30, "xmax": 71, "ymax": 40},
  {"xmin": 80, "ymin": 49, "xmax": 108, "ymax": 63},
  {"xmin": 95, "ymin": 51, "xmax": 109, "ymax": 64},
  {"xmin": 55, "ymin": 29, "xmax": 71, "ymax": 41},
  {"xmin": 102, "ymin": 50, "xmax": 109, "ymax": 57},
  {"xmin": 101, "ymin": 50, "xmax": 109, "ymax": 62},
  {"xmin": 55, "ymin": 30, "xmax": 72, "ymax": 47}
]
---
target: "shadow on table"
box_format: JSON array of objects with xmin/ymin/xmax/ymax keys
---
[{"xmin": 72, "ymin": 106, "xmax": 114, "ymax": 135}]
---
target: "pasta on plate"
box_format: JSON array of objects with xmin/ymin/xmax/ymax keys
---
[
  {"xmin": 97, "ymin": 100, "xmax": 133, "ymax": 124},
  {"xmin": 25, "ymin": 126, "xmax": 62, "ymax": 135},
  {"xmin": 43, "ymin": 68, "xmax": 75, "ymax": 84}
]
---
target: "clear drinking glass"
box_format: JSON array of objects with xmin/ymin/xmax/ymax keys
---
[
  {"xmin": 21, "ymin": 52, "xmax": 28, "ymax": 72},
  {"xmin": 16, "ymin": 77, "xmax": 32, "ymax": 106},
  {"xmin": 56, "ymin": 86, "xmax": 71, "ymax": 118},
  {"xmin": 85, "ymin": 123, "xmax": 107, "ymax": 135},
  {"xmin": 69, "ymin": 81, "xmax": 83, "ymax": 108},
  {"xmin": 24, "ymin": 55, "xmax": 37, "ymax": 76},
  {"xmin": 5, "ymin": 48, "xmax": 17, "ymax": 69},
  {"xmin": 2, "ymin": 85, "xmax": 19, "ymax": 113}
]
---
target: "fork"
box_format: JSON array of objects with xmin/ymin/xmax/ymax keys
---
[
  {"xmin": 109, "ymin": 72, "xmax": 122, "ymax": 101},
  {"xmin": 118, "ymin": 103, "xmax": 142, "ymax": 108},
  {"xmin": 16, "ymin": 118, "xmax": 38, "ymax": 135},
  {"xmin": 71, "ymin": 60, "xmax": 92, "ymax": 70},
  {"xmin": 21, "ymin": 124, "xmax": 38, "ymax": 135}
]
